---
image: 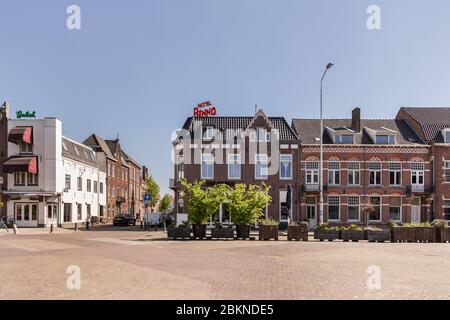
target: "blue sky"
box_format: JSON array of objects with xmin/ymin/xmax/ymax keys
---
[{"xmin": 1, "ymin": 0, "xmax": 450, "ymax": 194}]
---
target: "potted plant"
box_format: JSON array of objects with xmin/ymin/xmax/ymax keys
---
[
  {"xmin": 211, "ymin": 222, "xmax": 234, "ymax": 240},
  {"xmin": 389, "ymin": 220, "xmax": 415, "ymax": 242},
  {"xmin": 287, "ymin": 221, "xmax": 308, "ymax": 241},
  {"xmin": 412, "ymin": 222, "xmax": 436, "ymax": 243},
  {"xmin": 364, "ymin": 226, "xmax": 391, "ymax": 242},
  {"xmin": 228, "ymin": 183, "xmax": 272, "ymax": 239},
  {"xmin": 314, "ymin": 223, "xmax": 340, "ymax": 241},
  {"xmin": 340, "ymin": 224, "xmax": 365, "ymax": 242},
  {"xmin": 259, "ymin": 219, "xmax": 279, "ymax": 240},
  {"xmin": 432, "ymin": 219, "xmax": 450, "ymax": 243},
  {"xmin": 167, "ymin": 220, "xmax": 191, "ymax": 240}
]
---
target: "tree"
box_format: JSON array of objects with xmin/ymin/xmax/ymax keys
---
[
  {"xmin": 159, "ymin": 194, "xmax": 172, "ymax": 213},
  {"xmin": 228, "ymin": 183, "xmax": 272, "ymax": 225},
  {"xmin": 144, "ymin": 176, "xmax": 160, "ymax": 210}
]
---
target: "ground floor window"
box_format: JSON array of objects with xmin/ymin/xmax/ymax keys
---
[
  {"xmin": 15, "ymin": 203, "xmax": 38, "ymax": 222},
  {"xmin": 369, "ymin": 196, "xmax": 381, "ymax": 221},
  {"xmin": 77, "ymin": 204, "xmax": 82, "ymax": 220},
  {"xmin": 389, "ymin": 197, "xmax": 402, "ymax": 221},
  {"xmin": 99, "ymin": 205, "xmax": 104, "ymax": 218},
  {"xmin": 86, "ymin": 204, "xmax": 91, "ymax": 219},
  {"xmin": 64, "ymin": 203, "xmax": 72, "ymax": 222},
  {"xmin": 47, "ymin": 204, "xmax": 58, "ymax": 219},
  {"xmin": 347, "ymin": 196, "xmax": 360, "ymax": 221},
  {"xmin": 211, "ymin": 203, "xmax": 232, "ymax": 224},
  {"xmin": 280, "ymin": 190, "xmax": 290, "ymax": 221},
  {"xmin": 444, "ymin": 200, "xmax": 450, "ymax": 220},
  {"xmin": 328, "ymin": 196, "xmax": 340, "ymax": 221}
]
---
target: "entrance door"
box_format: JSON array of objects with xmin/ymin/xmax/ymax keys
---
[
  {"xmin": 47, "ymin": 204, "xmax": 58, "ymax": 226},
  {"xmin": 306, "ymin": 196, "xmax": 317, "ymax": 229},
  {"xmin": 411, "ymin": 197, "xmax": 421, "ymax": 224}
]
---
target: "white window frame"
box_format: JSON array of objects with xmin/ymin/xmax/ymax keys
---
[
  {"xmin": 369, "ymin": 162, "xmax": 382, "ymax": 186},
  {"xmin": 347, "ymin": 161, "xmax": 360, "ymax": 185},
  {"xmin": 280, "ymin": 154, "xmax": 292, "ymax": 180},
  {"xmin": 411, "ymin": 162, "xmax": 425, "ymax": 186},
  {"xmin": 445, "ymin": 161, "xmax": 450, "ymax": 183},
  {"xmin": 204, "ymin": 127, "xmax": 215, "ymax": 140},
  {"xmin": 389, "ymin": 162, "xmax": 402, "ymax": 186},
  {"xmin": 305, "ymin": 161, "xmax": 319, "ymax": 185},
  {"xmin": 368, "ymin": 196, "xmax": 382, "ymax": 222},
  {"xmin": 14, "ymin": 172, "xmax": 26, "ymax": 186},
  {"xmin": 201, "ymin": 154, "xmax": 214, "ymax": 179},
  {"xmin": 328, "ymin": 161, "xmax": 340, "ymax": 185},
  {"xmin": 20, "ymin": 141, "xmax": 33, "ymax": 154},
  {"xmin": 227, "ymin": 154, "xmax": 241, "ymax": 180},
  {"xmin": 375, "ymin": 134, "xmax": 395, "ymax": 144},
  {"xmin": 388, "ymin": 197, "xmax": 402, "ymax": 222},
  {"xmin": 255, "ymin": 154, "xmax": 268, "ymax": 180},
  {"xmin": 335, "ymin": 134, "xmax": 353, "ymax": 144},
  {"xmin": 347, "ymin": 195, "xmax": 360, "ymax": 222},
  {"xmin": 27, "ymin": 172, "xmax": 38, "ymax": 186},
  {"xmin": 327, "ymin": 195, "xmax": 340, "ymax": 221}
]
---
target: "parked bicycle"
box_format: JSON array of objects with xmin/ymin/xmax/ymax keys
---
[{"xmin": 0, "ymin": 216, "xmax": 14, "ymax": 231}]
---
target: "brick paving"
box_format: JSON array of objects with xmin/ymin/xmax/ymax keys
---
[{"xmin": 1, "ymin": 226, "xmax": 450, "ymax": 299}]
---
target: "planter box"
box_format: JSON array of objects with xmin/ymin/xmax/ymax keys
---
[
  {"xmin": 167, "ymin": 227, "xmax": 190, "ymax": 240},
  {"xmin": 259, "ymin": 225, "xmax": 279, "ymax": 240},
  {"xmin": 436, "ymin": 228, "xmax": 450, "ymax": 243},
  {"xmin": 414, "ymin": 227, "xmax": 436, "ymax": 243},
  {"xmin": 287, "ymin": 224, "xmax": 308, "ymax": 241},
  {"xmin": 365, "ymin": 229, "xmax": 391, "ymax": 242},
  {"xmin": 192, "ymin": 224, "xmax": 207, "ymax": 239},
  {"xmin": 236, "ymin": 224, "xmax": 251, "ymax": 239},
  {"xmin": 341, "ymin": 230, "xmax": 365, "ymax": 242},
  {"xmin": 211, "ymin": 227, "xmax": 234, "ymax": 239},
  {"xmin": 390, "ymin": 227, "xmax": 415, "ymax": 242},
  {"xmin": 314, "ymin": 229, "xmax": 340, "ymax": 241}
]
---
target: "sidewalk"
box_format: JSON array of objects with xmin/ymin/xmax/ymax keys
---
[{"xmin": 0, "ymin": 227, "xmax": 76, "ymax": 237}]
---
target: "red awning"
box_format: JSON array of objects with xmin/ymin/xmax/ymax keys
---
[
  {"xmin": 3, "ymin": 156, "xmax": 38, "ymax": 174},
  {"xmin": 8, "ymin": 127, "xmax": 33, "ymax": 144}
]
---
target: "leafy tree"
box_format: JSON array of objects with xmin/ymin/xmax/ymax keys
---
[
  {"xmin": 228, "ymin": 183, "xmax": 272, "ymax": 225},
  {"xmin": 159, "ymin": 194, "xmax": 172, "ymax": 213},
  {"xmin": 144, "ymin": 175, "xmax": 160, "ymax": 210}
]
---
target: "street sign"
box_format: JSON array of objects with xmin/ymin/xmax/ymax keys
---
[{"xmin": 144, "ymin": 193, "xmax": 152, "ymax": 204}]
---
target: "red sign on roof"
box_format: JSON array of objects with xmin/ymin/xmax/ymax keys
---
[{"xmin": 194, "ymin": 101, "xmax": 217, "ymax": 117}]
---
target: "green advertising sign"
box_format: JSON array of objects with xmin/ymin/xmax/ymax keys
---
[{"xmin": 16, "ymin": 111, "xmax": 36, "ymax": 119}]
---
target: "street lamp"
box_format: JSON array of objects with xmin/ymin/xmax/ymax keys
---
[{"xmin": 319, "ymin": 62, "xmax": 334, "ymax": 224}]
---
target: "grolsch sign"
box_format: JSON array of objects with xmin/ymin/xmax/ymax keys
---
[{"xmin": 193, "ymin": 101, "xmax": 217, "ymax": 117}]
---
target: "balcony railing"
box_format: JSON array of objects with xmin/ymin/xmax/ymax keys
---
[
  {"xmin": 302, "ymin": 184, "xmax": 327, "ymax": 192},
  {"xmin": 406, "ymin": 185, "xmax": 433, "ymax": 194}
]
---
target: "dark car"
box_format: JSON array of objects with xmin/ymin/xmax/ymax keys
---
[{"xmin": 113, "ymin": 214, "xmax": 137, "ymax": 226}]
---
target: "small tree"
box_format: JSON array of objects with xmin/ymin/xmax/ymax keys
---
[
  {"xmin": 144, "ymin": 176, "xmax": 160, "ymax": 211},
  {"xmin": 159, "ymin": 194, "xmax": 172, "ymax": 213},
  {"xmin": 228, "ymin": 183, "xmax": 272, "ymax": 225}
]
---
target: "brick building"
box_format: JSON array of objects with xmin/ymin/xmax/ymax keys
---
[
  {"xmin": 171, "ymin": 109, "xmax": 300, "ymax": 224},
  {"xmin": 0, "ymin": 102, "xmax": 10, "ymax": 218}
]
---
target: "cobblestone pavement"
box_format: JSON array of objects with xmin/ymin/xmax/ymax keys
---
[{"xmin": 1, "ymin": 226, "xmax": 450, "ymax": 300}]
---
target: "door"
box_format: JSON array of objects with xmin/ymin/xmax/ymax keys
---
[
  {"xmin": 411, "ymin": 197, "xmax": 421, "ymax": 224},
  {"xmin": 15, "ymin": 203, "xmax": 38, "ymax": 227},
  {"xmin": 306, "ymin": 196, "xmax": 317, "ymax": 229},
  {"xmin": 47, "ymin": 204, "xmax": 58, "ymax": 226}
]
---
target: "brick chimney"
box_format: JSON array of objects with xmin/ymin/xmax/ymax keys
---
[{"xmin": 351, "ymin": 107, "xmax": 361, "ymax": 132}]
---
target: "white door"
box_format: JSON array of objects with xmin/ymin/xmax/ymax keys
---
[
  {"xmin": 411, "ymin": 197, "xmax": 421, "ymax": 224},
  {"xmin": 306, "ymin": 204, "xmax": 317, "ymax": 229}
]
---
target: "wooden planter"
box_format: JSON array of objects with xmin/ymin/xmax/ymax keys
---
[
  {"xmin": 341, "ymin": 230, "xmax": 365, "ymax": 242},
  {"xmin": 259, "ymin": 225, "xmax": 279, "ymax": 240},
  {"xmin": 390, "ymin": 227, "xmax": 415, "ymax": 242},
  {"xmin": 436, "ymin": 228, "xmax": 450, "ymax": 243},
  {"xmin": 365, "ymin": 229, "xmax": 391, "ymax": 242},
  {"xmin": 167, "ymin": 227, "xmax": 190, "ymax": 240},
  {"xmin": 287, "ymin": 224, "xmax": 308, "ymax": 241},
  {"xmin": 211, "ymin": 227, "xmax": 234, "ymax": 240},
  {"xmin": 192, "ymin": 224, "xmax": 207, "ymax": 239},
  {"xmin": 236, "ymin": 224, "xmax": 251, "ymax": 239},
  {"xmin": 414, "ymin": 227, "xmax": 436, "ymax": 243},
  {"xmin": 314, "ymin": 229, "xmax": 340, "ymax": 241}
]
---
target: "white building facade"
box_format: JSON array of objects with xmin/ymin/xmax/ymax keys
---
[{"xmin": 3, "ymin": 117, "xmax": 106, "ymax": 227}]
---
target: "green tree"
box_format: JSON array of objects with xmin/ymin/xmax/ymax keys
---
[
  {"xmin": 228, "ymin": 183, "xmax": 272, "ymax": 225},
  {"xmin": 144, "ymin": 175, "xmax": 160, "ymax": 210},
  {"xmin": 159, "ymin": 194, "xmax": 172, "ymax": 213}
]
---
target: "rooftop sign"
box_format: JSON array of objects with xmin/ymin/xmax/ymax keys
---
[
  {"xmin": 193, "ymin": 101, "xmax": 216, "ymax": 117},
  {"xmin": 16, "ymin": 111, "xmax": 36, "ymax": 119}
]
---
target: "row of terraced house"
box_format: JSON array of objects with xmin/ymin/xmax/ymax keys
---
[
  {"xmin": 0, "ymin": 102, "xmax": 148, "ymax": 227},
  {"xmin": 171, "ymin": 107, "xmax": 450, "ymax": 229}
]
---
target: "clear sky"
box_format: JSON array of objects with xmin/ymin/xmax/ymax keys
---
[{"xmin": 1, "ymin": 0, "xmax": 450, "ymax": 194}]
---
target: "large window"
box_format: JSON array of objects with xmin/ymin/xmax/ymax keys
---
[
  {"xmin": 255, "ymin": 154, "xmax": 268, "ymax": 180},
  {"xmin": 411, "ymin": 162, "xmax": 424, "ymax": 185},
  {"xmin": 369, "ymin": 162, "xmax": 382, "ymax": 185},
  {"xmin": 389, "ymin": 197, "xmax": 402, "ymax": 221},
  {"xmin": 280, "ymin": 154, "xmax": 292, "ymax": 180},
  {"xmin": 348, "ymin": 196, "xmax": 360, "ymax": 221},
  {"xmin": 201, "ymin": 154, "xmax": 214, "ymax": 179},
  {"xmin": 305, "ymin": 161, "xmax": 319, "ymax": 184},
  {"xmin": 250, "ymin": 128, "xmax": 270, "ymax": 142},
  {"xmin": 64, "ymin": 203, "xmax": 72, "ymax": 222},
  {"xmin": 328, "ymin": 161, "xmax": 340, "ymax": 185},
  {"xmin": 14, "ymin": 172, "xmax": 26, "ymax": 186},
  {"xmin": 228, "ymin": 154, "xmax": 241, "ymax": 179},
  {"xmin": 335, "ymin": 134, "xmax": 353, "ymax": 144},
  {"xmin": 369, "ymin": 196, "xmax": 381, "ymax": 221},
  {"xmin": 15, "ymin": 203, "xmax": 38, "ymax": 222},
  {"xmin": 203, "ymin": 127, "xmax": 215, "ymax": 140},
  {"xmin": 375, "ymin": 135, "xmax": 395, "ymax": 144},
  {"xmin": 47, "ymin": 204, "xmax": 58, "ymax": 219},
  {"xmin": 389, "ymin": 162, "xmax": 402, "ymax": 186},
  {"xmin": 348, "ymin": 162, "xmax": 360, "ymax": 185},
  {"xmin": 328, "ymin": 196, "xmax": 340, "ymax": 221}
]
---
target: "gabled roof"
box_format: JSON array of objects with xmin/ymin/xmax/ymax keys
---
[
  {"xmin": 83, "ymin": 134, "xmax": 115, "ymax": 159},
  {"xmin": 62, "ymin": 137, "xmax": 99, "ymax": 167},
  {"xmin": 181, "ymin": 114, "xmax": 299, "ymax": 141},
  {"xmin": 399, "ymin": 107, "xmax": 450, "ymax": 142},
  {"xmin": 292, "ymin": 118, "xmax": 423, "ymax": 145}
]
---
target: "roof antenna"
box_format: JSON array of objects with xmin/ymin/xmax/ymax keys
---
[{"xmin": 254, "ymin": 104, "xmax": 257, "ymax": 115}]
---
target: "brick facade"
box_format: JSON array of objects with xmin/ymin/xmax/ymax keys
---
[{"xmin": 0, "ymin": 102, "xmax": 9, "ymax": 218}]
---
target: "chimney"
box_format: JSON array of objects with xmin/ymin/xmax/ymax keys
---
[
  {"xmin": 351, "ymin": 107, "xmax": 361, "ymax": 132},
  {"xmin": 0, "ymin": 101, "xmax": 10, "ymax": 120}
]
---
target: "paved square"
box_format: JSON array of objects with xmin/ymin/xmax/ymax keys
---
[{"xmin": 1, "ymin": 227, "xmax": 450, "ymax": 299}]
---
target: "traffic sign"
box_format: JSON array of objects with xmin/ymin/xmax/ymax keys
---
[{"xmin": 144, "ymin": 193, "xmax": 152, "ymax": 204}]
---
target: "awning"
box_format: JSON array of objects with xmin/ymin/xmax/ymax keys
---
[
  {"xmin": 3, "ymin": 156, "xmax": 38, "ymax": 174},
  {"xmin": 8, "ymin": 126, "xmax": 33, "ymax": 144}
]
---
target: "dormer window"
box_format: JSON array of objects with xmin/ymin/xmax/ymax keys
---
[
  {"xmin": 375, "ymin": 134, "xmax": 395, "ymax": 144},
  {"xmin": 335, "ymin": 134, "xmax": 353, "ymax": 144},
  {"xmin": 203, "ymin": 127, "xmax": 215, "ymax": 140},
  {"xmin": 443, "ymin": 129, "xmax": 450, "ymax": 143}
]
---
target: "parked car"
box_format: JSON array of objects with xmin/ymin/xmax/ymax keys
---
[{"xmin": 113, "ymin": 214, "xmax": 136, "ymax": 226}]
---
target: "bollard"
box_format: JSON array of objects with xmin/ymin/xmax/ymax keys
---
[
  {"xmin": 75, "ymin": 223, "xmax": 78, "ymax": 231},
  {"xmin": 12, "ymin": 224, "xmax": 18, "ymax": 235},
  {"xmin": 140, "ymin": 220, "xmax": 143, "ymax": 230},
  {"xmin": 86, "ymin": 220, "xmax": 90, "ymax": 230},
  {"xmin": 50, "ymin": 224, "xmax": 54, "ymax": 234}
]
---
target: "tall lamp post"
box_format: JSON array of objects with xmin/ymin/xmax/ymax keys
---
[{"xmin": 319, "ymin": 62, "xmax": 334, "ymax": 224}]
